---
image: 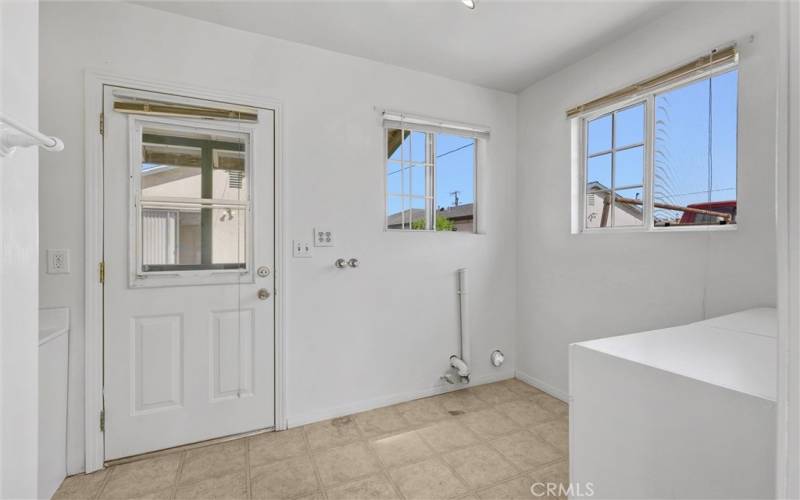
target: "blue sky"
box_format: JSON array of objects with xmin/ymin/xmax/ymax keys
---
[{"xmin": 586, "ymin": 69, "xmax": 738, "ymax": 221}]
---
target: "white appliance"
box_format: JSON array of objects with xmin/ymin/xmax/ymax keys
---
[
  {"xmin": 570, "ymin": 308, "xmax": 776, "ymax": 499},
  {"xmin": 39, "ymin": 307, "xmax": 69, "ymax": 500}
]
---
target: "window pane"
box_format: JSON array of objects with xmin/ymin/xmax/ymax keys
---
[
  {"xmin": 409, "ymin": 197, "xmax": 429, "ymax": 230},
  {"xmin": 141, "ymin": 127, "xmax": 247, "ymax": 202},
  {"xmin": 711, "ymin": 71, "xmax": 738, "ymax": 202},
  {"xmin": 212, "ymin": 208, "xmax": 246, "ymax": 265},
  {"xmin": 654, "ymin": 77, "xmax": 710, "ymax": 225},
  {"xmin": 387, "ymin": 128, "xmax": 411, "ymax": 161},
  {"xmin": 386, "ymin": 162, "xmax": 404, "ymax": 195},
  {"xmin": 585, "ymin": 189, "xmax": 610, "ymax": 228},
  {"xmin": 141, "ymin": 145, "xmax": 202, "ymax": 199},
  {"xmin": 141, "ymin": 207, "xmax": 246, "ymax": 271},
  {"xmin": 435, "ymin": 133, "xmax": 475, "ymax": 232},
  {"xmin": 615, "ymin": 146, "xmax": 644, "ymax": 189},
  {"xmin": 587, "ymin": 153, "xmax": 611, "ymax": 190},
  {"xmin": 387, "ymin": 196, "xmax": 408, "ymax": 229},
  {"xmin": 614, "ymin": 188, "xmax": 644, "ymax": 227},
  {"xmin": 653, "ymin": 74, "xmax": 736, "ymax": 226},
  {"xmin": 212, "ymin": 149, "xmax": 248, "ymax": 202},
  {"xmin": 139, "ymin": 124, "xmax": 251, "ymax": 272},
  {"xmin": 410, "ymin": 131, "xmax": 427, "ymax": 163},
  {"xmin": 587, "ymin": 114, "xmax": 611, "ymax": 155},
  {"xmin": 409, "ymin": 164, "xmax": 427, "ymax": 198},
  {"xmin": 614, "ymin": 103, "xmax": 645, "ymax": 147}
]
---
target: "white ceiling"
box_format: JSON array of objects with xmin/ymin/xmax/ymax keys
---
[{"xmin": 139, "ymin": 0, "xmax": 682, "ymax": 93}]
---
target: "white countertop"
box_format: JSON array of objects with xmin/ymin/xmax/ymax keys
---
[{"xmin": 573, "ymin": 308, "xmax": 777, "ymax": 402}]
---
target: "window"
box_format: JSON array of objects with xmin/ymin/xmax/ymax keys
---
[
  {"xmin": 135, "ymin": 122, "xmax": 250, "ymax": 275},
  {"xmin": 385, "ymin": 128, "xmax": 477, "ymax": 232},
  {"xmin": 581, "ymin": 68, "xmax": 738, "ymax": 231}
]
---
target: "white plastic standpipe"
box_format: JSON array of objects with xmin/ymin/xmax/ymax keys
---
[
  {"xmin": 450, "ymin": 356, "xmax": 470, "ymax": 377},
  {"xmin": 457, "ymin": 268, "xmax": 471, "ymax": 370}
]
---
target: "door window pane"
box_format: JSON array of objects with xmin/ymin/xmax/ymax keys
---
[{"xmin": 138, "ymin": 124, "xmax": 249, "ymax": 272}]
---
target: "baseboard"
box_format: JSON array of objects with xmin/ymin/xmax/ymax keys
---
[
  {"xmin": 287, "ymin": 369, "xmax": 515, "ymax": 428},
  {"xmin": 515, "ymin": 369, "xmax": 569, "ymax": 402}
]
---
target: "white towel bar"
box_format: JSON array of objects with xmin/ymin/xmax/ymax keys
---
[{"xmin": 0, "ymin": 112, "xmax": 64, "ymax": 158}]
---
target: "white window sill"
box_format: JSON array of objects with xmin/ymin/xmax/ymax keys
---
[{"xmin": 577, "ymin": 224, "xmax": 739, "ymax": 235}]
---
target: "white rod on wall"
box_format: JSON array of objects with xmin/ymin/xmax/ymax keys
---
[{"xmin": 0, "ymin": 112, "xmax": 64, "ymax": 158}]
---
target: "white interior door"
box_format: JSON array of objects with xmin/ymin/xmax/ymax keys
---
[{"xmin": 102, "ymin": 86, "xmax": 275, "ymax": 460}]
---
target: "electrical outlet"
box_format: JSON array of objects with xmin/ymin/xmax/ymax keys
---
[
  {"xmin": 47, "ymin": 249, "xmax": 70, "ymax": 274},
  {"xmin": 314, "ymin": 228, "xmax": 335, "ymax": 247},
  {"xmin": 292, "ymin": 240, "xmax": 313, "ymax": 258}
]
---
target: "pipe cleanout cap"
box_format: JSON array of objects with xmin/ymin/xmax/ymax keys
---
[{"xmin": 490, "ymin": 350, "xmax": 505, "ymax": 367}]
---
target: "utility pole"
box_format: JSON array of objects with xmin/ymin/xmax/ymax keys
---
[{"xmin": 450, "ymin": 190, "xmax": 461, "ymax": 207}]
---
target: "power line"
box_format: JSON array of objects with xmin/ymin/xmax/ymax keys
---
[{"xmin": 437, "ymin": 142, "xmax": 474, "ymax": 158}]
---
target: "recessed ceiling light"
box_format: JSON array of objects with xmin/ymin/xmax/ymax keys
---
[{"xmin": 461, "ymin": 0, "xmax": 477, "ymax": 9}]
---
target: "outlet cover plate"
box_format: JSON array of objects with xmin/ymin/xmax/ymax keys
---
[
  {"xmin": 292, "ymin": 240, "xmax": 313, "ymax": 258},
  {"xmin": 47, "ymin": 249, "xmax": 70, "ymax": 274},
  {"xmin": 314, "ymin": 228, "xmax": 335, "ymax": 247}
]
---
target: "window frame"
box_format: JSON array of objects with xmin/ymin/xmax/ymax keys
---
[
  {"xmin": 128, "ymin": 115, "xmax": 256, "ymax": 288},
  {"xmin": 577, "ymin": 65, "xmax": 739, "ymax": 234},
  {"xmin": 383, "ymin": 126, "xmax": 478, "ymax": 233}
]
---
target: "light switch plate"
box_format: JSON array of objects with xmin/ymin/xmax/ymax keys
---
[
  {"xmin": 292, "ymin": 240, "xmax": 313, "ymax": 258},
  {"xmin": 47, "ymin": 249, "xmax": 70, "ymax": 274},
  {"xmin": 314, "ymin": 228, "xmax": 335, "ymax": 247}
]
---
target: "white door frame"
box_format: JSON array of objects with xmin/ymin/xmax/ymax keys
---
[
  {"xmin": 777, "ymin": 1, "xmax": 800, "ymax": 497},
  {"xmin": 83, "ymin": 70, "xmax": 288, "ymax": 473}
]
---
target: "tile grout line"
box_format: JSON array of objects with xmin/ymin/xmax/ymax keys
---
[
  {"xmin": 169, "ymin": 451, "xmax": 187, "ymax": 500},
  {"xmin": 93, "ymin": 467, "xmax": 114, "ymax": 500},
  {"xmin": 302, "ymin": 422, "xmax": 328, "ymax": 499},
  {"xmin": 244, "ymin": 437, "xmax": 253, "ymax": 500}
]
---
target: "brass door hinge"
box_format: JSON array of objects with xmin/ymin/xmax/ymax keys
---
[
  {"xmin": 100, "ymin": 409, "xmax": 105, "ymax": 432},
  {"xmin": 99, "ymin": 261, "xmax": 105, "ymax": 284},
  {"xmin": 99, "ymin": 112, "xmax": 105, "ymax": 136}
]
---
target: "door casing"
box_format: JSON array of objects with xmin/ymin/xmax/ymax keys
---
[{"xmin": 83, "ymin": 70, "xmax": 287, "ymax": 473}]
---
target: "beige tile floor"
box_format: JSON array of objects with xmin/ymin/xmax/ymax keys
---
[{"xmin": 54, "ymin": 379, "xmax": 569, "ymax": 500}]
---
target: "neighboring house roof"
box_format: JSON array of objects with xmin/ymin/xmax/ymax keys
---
[
  {"xmin": 586, "ymin": 182, "xmax": 643, "ymax": 220},
  {"xmin": 387, "ymin": 203, "xmax": 474, "ymax": 227},
  {"xmin": 439, "ymin": 203, "xmax": 474, "ymax": 221},
  {"xmin": 386, "ymin": 208, "xmax": 426, "ymax": 227}
]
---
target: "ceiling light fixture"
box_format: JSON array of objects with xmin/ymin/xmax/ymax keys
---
[{"xmin": 461, "ymin": 0, "xmax": 477, "ymax": 9}]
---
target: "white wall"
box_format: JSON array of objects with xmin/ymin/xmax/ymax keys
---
[
  {"xmin": 38, "ymin": 2, "xmax": 518, "ymax": 474},
  {"xmin": 515, "ymin": 2, "xmax": 780, "ymax": 398},
  {"xmin": 1, "ymin": 0, "xmax": 39, "ymax": 496}
]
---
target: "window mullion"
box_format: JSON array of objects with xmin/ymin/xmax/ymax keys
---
[
  {"xmin": 610, "ymin": 114, "xmax": 616, "ymax": 228},
  {"xmin": 644, "ymin": 94, "xmax": 655, "ymax": 229},
  {"xmin": 428, "ymin": 132, "xmax": 435, "ymax": 231}
]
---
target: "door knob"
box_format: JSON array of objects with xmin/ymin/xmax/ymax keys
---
[
  {"xmin": 257, "ymin": 288, "xmax": 271, "ymax": 300},
  {"xmin": 334, "ymin": 258, "xmax": 347, "ymax": 269}
]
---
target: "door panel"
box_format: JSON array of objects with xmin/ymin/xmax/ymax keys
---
[
  {"xmin": 132, "ymin": 314, "xmax": 183, "ymax": 414},
  {"xmin": 103, "ymin": 86, "xmax": 275, "ymax": 460}
]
